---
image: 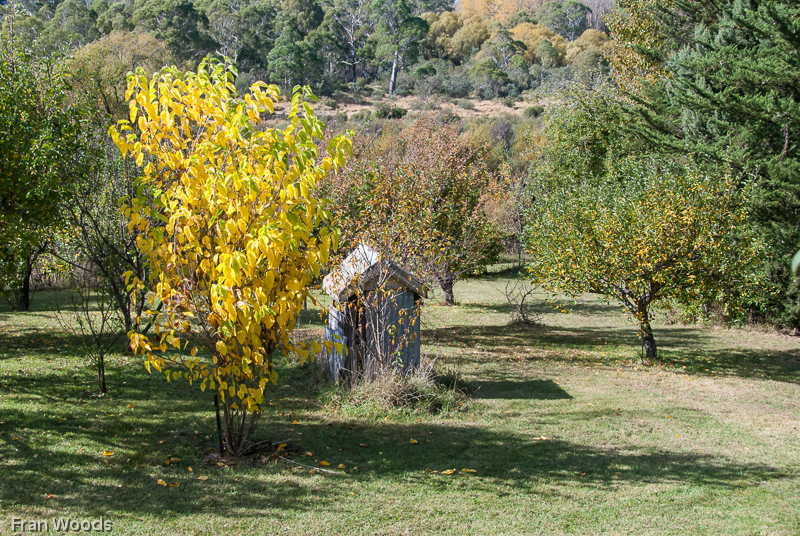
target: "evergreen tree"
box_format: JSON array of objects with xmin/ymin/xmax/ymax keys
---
[{"xmin": 617, "ymin": 0, "xmax": 800, "ymax": 326}]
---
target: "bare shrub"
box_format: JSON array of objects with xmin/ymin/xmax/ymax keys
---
[{"xmin": 504, "ymin": 278, "xmax": 541, "ymax": 325}]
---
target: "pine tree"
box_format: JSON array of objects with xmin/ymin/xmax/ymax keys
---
[{"xmin": 614, "ymin": 0, "xmax": 800, "ymax": 326}]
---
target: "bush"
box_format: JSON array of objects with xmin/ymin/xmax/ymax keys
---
[
  {"xmin": 393, "ymin": 70, "xmax": 416, "ymax": 96},
  {"xmin": 320, "ymin": 96, "xmax": 338, "ymax": 109},
  {"xmin": 373, "ymin": 102, "xmax": 408, "ymax": 119},
  {"xmin": 442, "ymin": 71, "xmax": 472, "ymax": 98},
  {"xmin": 454, "ymin": 98, "xmax": 475, "ymax": 110},
  {"xmin": 350, "ymin": 109, "xmax": 372, "ymax": 122},
  {"xmin": 320, "ymin": 360, "xmax": 469, "ymax": 418},
  {"xmin": 524, "ymin": 105, "xmax": 544, "ymax": 117}
]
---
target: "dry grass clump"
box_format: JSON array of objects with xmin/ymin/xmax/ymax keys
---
[{"xmin": 322, "ymin": 359, "xmax": 468, "ymax": 417}]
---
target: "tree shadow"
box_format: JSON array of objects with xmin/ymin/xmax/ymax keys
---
[
  {"xmin": 0, "ymin": 409, "xmax": 791, "ymax": 519},
  {"xmin": 468, "ymin": 378, "xmax": 572, "ymax": 400},
  {"xmin": 0, "ymin": 330, "xmax": 125, "ymax": 361},
  {"xmin": 466, "ymin": 299, "xmax": 621, "ymax": 318},
  {"xmin": 423, "ymin": 323, "xmax": 800, "ymax": 383}
]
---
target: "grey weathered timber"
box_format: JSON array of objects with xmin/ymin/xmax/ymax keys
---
[{"xmin": 323, "ymin": 244, "xmax": 426, "ymax": 384}]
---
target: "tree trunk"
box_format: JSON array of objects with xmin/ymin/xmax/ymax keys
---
[
  {"xmin": 16, "ymin": 265, "xmax": 32, "ymax": 312},
  {"xmin": 638, "ymin": 309, "xmax": 658, "ymax": 361},
  {"xmin": 98, "ymin": 357, "xmax": 107, "ymax": 395},
  {"xmin": 214, "ymin": 393, "xmax": 225, "ymax": 455},
  {"xmin": 388, "ymin": 51, "xmax": 399, "ymax": 95},
  {"xmin": 438, "ymin": 272, "xmax": 455, "ymax": 306}
]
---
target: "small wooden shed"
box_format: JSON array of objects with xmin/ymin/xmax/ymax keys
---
[{"xmin": 322, "ymin": 244, "xmax": 426, "ymax": 383}]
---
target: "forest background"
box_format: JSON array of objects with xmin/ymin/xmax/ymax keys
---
[{"xmin": 2, "ymin": 0, "xmax": 800, "ymax": 348}]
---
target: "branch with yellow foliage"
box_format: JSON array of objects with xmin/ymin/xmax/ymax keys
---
[{"xmin": 109, "ymin": 58, "xmax": 351, "ymax": 455}]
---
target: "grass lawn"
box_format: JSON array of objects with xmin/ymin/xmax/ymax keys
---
[{"xmin": 1, "ymin": 274, "xmax": 799, "ymax": 535}]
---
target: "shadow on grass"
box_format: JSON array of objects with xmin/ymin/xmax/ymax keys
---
[
  {"xmin": 0, "ymin": 329, "xmax": 132, "ymax": 364},
  {"xmin": 424, "ymin": 323, "xmax": 800, "ymax": 384},
  {"xmin": 468, "ymin": 378, "xmax": 572, "ymax": 400},
  {"xmin": 0, "ymin": 406, "xmax": 791, "ymax": 519},
  {"xmin": 465, "ymin": 299, "xmax": 621, "ymax": 319},
  {"xmin": 0, "ymin": 289, "xmax": 96, "ymax": 315},
  {"xmin": 0, "ymin": 355, "xmax": 795, "ymax": 520}
]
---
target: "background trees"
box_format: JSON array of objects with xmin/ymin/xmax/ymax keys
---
[
  {"xmin": 327, "ymin": 114, "xmax": 503, "ymax": 305},
  {"xmin": 526, "ymin": 88, "xmax": 764, "ymax": 360},
  {"xmin": 2, "ymin": 0, "xmax": 609, "ymax": 100},
  {"xmin": 0, "ymin": 15, "xmax": 89, "ymax": 310},
  {"xmin": 607, "ymin": 0, "xmax": 800, "ymax": 327}
]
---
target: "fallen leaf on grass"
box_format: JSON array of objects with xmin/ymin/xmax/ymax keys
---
[
  {"xmin": 410, "ymin": 438, "xmax": 418, "ymax": 444},
  {"xmin": 304, "ymin": 451, "xmax": 314, "ymax": 456},
  {"xmin": 197, "ymin": 476, "xmax": 209, "ymax": 481},
  {"xmin": 441, "ymin": 469, "xmax": 456, "ymax": 475},
  {"xmin": 292, "ymin": 420, "xmax": 300, "ymax": 425},
  {"xmin": 461, "ymin": 468, "xmax": 477, "ymax": 473},
  {"xmin": 337, "ymin": 464, "xmax": 346, "ymax": 470},
  {"xmin": 102, "ymin": 450, "xmax": 114, "ymax": 456},
  {"xmin": 127, "ymin": 404, "xmax": 134, "ymax": 408},
  {"xmin": 320, "ymin": 461, "xmax": 331, "ymax": 466},
  {"xmin": 359, "ymin": 444, "xmax": 368, "ymax": 448},
  {"xmin": 533, "ymin": 436, "xmax": 549, "ymax": 441},
  {"xmin": 168, "ymin": 482, "xmax": 180, "ymax": 487},
  {"xmin": 157, "ymin": 479, "xmax": 167, "ymax": 486}
]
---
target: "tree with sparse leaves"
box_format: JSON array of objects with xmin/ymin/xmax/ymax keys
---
[
  {"xmin": 525, "ymin": 89, "xmax": 764, "ymax": 361},
  {"xmin": 327, "ymin": 114, "xmax": 503, "ymax": 305}
]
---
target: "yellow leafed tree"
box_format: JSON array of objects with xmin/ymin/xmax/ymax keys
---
[{"xmin": 109, "ymin": 58, "xmax": 351, "ymax": 455}]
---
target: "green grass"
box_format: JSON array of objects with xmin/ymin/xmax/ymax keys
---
[{"xmin": 1, "ymin": 279, "xmax": 799, "ymax": 535}]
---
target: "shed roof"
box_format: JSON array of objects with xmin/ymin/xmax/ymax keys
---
[{"xmin": 322, "ymin": 244, "xmax": 426, "ymax": 303}]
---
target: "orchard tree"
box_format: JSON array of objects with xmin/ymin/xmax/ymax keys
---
[
  {"xmin": 327, "ymin": 114, "xmax": 503, "ymax": 305},
  {"xmin": 610, "ymin": 0, "xmax": 800, "ymax": 327},
  {"xmin": 110, "ymin": 59, "xmax": 351, "ymax": 455},
  {"xmin": 0, "ymin": 12, "xmax": 89, "ymax": 310},
  {"xmin": 525, "ymin": 88, "xmax": 764, "ymax": 360},
  {"xmin": 526, "ymin": 157, "xmax": 763, "ymax": 361}
]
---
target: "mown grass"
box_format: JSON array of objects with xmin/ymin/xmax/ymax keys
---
[{"xmin": 1, "ymin": 277, "xmax": 798, "ymax": 535}]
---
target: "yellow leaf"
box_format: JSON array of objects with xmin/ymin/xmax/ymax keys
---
[
  {"xmin": 169, "ymin": 482, "xmax": 180, "ymax": 487},
  {"xmin": 461, "ymin": 468, "xmax": 477, "ymax": 473},
  {"xmin": 337, "ymin": 464, "xmax": 346, "ymax": 470},
  {"xmin": 292, "ymin": 420, "xmax": 300, "ymax": 425},
  {"xmin": 103, "ymin": 450, "xmax": 114, "ymax": 456},
  {"xmin": 441, "ymin": 469, "xmax": 456, "ymax": 475},
  {"xmin": 198, "ymin": 475, "xmax": 209, "ymax": 481},
  {"xmin": 157, "ymin": 479, "xmax": 167, "ymax": 486},
  {"xmin": 410, "ymin": 438, "xmax": 418, "ymax": 444},
  {"xmin": 127, "ymin": 404, "xmax": 134, "ymax": 408},
  {"xmin": 320, "ymin": 461, "xmax": 331, "ymax": 466}
]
